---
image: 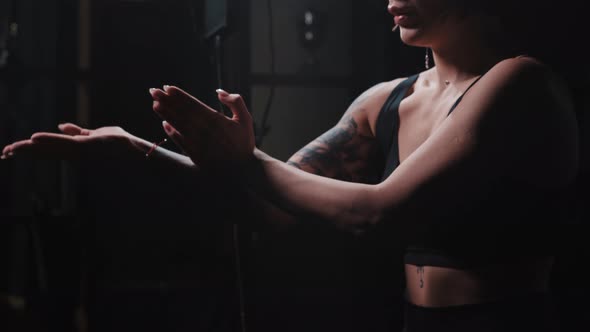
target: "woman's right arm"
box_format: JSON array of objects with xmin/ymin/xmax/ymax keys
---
[
  {"xmin": 1, "ymin": 122, "xmax": 200, "ymax": 178},
  {"xmin": 240, "ymin": 81, "xmax": 400, "ymax": 230},
  {"xmin": 129, "ymin": 133, "xmax": 199, "ymax": 177}
]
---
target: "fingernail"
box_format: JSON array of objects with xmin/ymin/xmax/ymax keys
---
[
  {"xmin": 0, "ymin": 155, "xmax": 6, "ymax": 160},
  {"xmin": 216, "ymin": 89, "xmax": 229, "ymax": 97},
  {"xmin": 162, "ymin": 121, "xmax": 171, "ymax": 132}
]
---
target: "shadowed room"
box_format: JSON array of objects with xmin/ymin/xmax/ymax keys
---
[{"xmin": 1, "ymin": 1, "xmax": 589, "ymax": 332}]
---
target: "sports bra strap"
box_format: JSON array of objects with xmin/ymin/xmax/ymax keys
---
[
  {"xmin": 375, "ymin": 75, "xmax": 419, "ymax": 180},
  {"xmin": 447, "ymin": 75, "xmax": 484, "ymax": 115}
]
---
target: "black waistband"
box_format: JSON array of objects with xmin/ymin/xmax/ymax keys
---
[{"xmin": 403, "ymin": 291, "xmax": 559, "ymax": 332}]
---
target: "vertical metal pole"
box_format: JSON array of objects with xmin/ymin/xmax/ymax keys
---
[
  {"xmin": 233, "ymin": 223, "xmax": 247, "ymax": 332},
  {"xmin": 77, "ymin": 0, "xmax": 91, "ymax": 127}
]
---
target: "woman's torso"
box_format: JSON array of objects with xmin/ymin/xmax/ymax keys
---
[{"xmin": 368, "ymin": 60, "xmax": 574, "ymax": 307}]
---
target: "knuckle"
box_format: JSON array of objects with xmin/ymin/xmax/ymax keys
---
[
  {"xmin": 166, "ymin": 86, "xmax": 181, "ymax": 97},
  {"xmin": 153, "ymin": 101, "xmax": 164, "ymax": 113}
]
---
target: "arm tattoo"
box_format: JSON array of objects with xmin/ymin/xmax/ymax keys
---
[
  {"xmin": 417, "ymin": 266, "xmax": 425, "ymax": 288},
  {"xmin": 287, "ymin": 113, "xmax": 381, "ymax": 183}
]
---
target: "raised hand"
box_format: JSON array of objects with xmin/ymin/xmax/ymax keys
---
[
  {"xmin": 1, "ymin": 123, "xmax": 142, "ymax": 160},
  {"xmin": 149, "ymin": 86, "xmax": 255, "ymax": 172}
]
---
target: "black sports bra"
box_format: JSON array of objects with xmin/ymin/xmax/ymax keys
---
[
  {"xmin": 375, "ymin": 74, "xmax": 566, "ymax": 268},
  {"xmin": 375, "ymin": 74, "xmax": 482, "ymax": 179}
]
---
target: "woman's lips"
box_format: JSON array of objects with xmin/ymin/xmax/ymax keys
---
[
  {"xmin": 394, "ymin": 14, "xmax": 418, "ymax": 27},
  {"xmin": 387, "ymin": 5, "xmax": 414, "ymax": 16},
  {"xmin": 394, "ymin": 15, "xmax": 407, "ymax": 25},
  {"xmin": 388, "ymin": 5, "xmax": 418, "ymax": 27}
]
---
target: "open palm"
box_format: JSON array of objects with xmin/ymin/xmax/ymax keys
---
[{"xmin": 1, "ymin": 123, "xmax": 138, "ymax": 160}]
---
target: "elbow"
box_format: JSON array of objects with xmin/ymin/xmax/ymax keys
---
[
  {"xmin": 346, "ymin": 184, "xmax": 405, "ymax": 236},
  {"xmin": 345, "ymin": 209, "xmax": 385, "ymax": 237},
  {"xmin": 344, "ymin": 193, "xmax": 386, "ymax": 236},
  {"xmin": 315, "ymin": 185, "xmax": 387, "ymax": 236}
]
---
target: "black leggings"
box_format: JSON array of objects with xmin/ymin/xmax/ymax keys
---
[{"xmin": 403, "ymin": 292, "xmax": 560, "ymax": 332}]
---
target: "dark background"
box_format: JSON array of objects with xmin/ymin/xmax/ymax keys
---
[{"xmin": 0, "ymin": 0, "xmax": 588, "ymax": 332}]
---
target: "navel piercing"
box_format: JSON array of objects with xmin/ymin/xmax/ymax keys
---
[
  {"xmin": 146, "ymin": 138, "xmax": 168, "ymax": 158},
  {"xmin": 425, "ymin": 48, "xmax": 430, "ymax": 70}
]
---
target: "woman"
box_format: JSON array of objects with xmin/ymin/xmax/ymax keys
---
[
  {"xmin": 2, "ymin": 1, "xmax": 582, "ymax": 331},
  {"xmin": 146, "ymin": 1, "xmax": 580, "ymax": 331}
]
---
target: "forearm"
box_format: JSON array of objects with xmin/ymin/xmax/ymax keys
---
[
  {"xmin": 245, "ymin": 149, "xmax": 381, "ymax": 233},
  {"xmin": 134, "ymin": 140, "xmax": 302, "ymax": 230},
  {"xmin": 245, "ymin": 188, "xmax": 300, "ymax": 230},
  {"xmin": 131, "ymin": 136, "xmax": 198, "ymax": 177}
]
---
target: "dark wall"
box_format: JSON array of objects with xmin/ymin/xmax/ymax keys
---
[
  {"xmin": 1, "ymin": 1, "xmax": 588, "ymax": 332},
  {"xmin": 84, "ymin": 1, "xmax": 240, "ymax": 331},
  {"xmin": 1, "ymin": 1, "xmax": 81, "ymax": 331},
  {"xmin": 2, "ymin": 1, "xmax": 241, "ymax": 331}
]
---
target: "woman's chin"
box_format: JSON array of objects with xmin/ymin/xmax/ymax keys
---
[{"xmin": 399, "ymin": 29, "xmax": 428, "ymax": 48}]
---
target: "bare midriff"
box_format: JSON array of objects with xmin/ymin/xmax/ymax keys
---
[{"xmin": 404, "ymin": 256, "xmax": 554, "ymax": 307}]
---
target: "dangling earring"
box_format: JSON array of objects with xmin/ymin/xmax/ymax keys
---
[{"xmin": 425, "ymin": 48, "xmax": 430, "ymax": 70}]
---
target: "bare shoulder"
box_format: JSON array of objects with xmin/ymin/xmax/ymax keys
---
[
  {"xmin": 478, "ymin": 56, "xmax": 570, "ymax": 101},
  {"xmin": 457, "ymin": 55, "xmax": 575, "ymax": 124},
  {"xmin": 460, "ymin": 56, "xmax": 578, "ymax": 185}
]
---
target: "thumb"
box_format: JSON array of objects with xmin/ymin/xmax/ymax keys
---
[
  {"xmin": 162, "ymin": 121, "xmax": 189, "ymax": 155},
  {"xmin": 58, "ymin": 123, "xmax": 91, "ymax": 136},
  {"xmin": 216, "ymin": 89, "xmax": 251, "ymax": 123}
]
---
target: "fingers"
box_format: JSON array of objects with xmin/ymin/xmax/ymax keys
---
[
  {"xmin": 162, "ymin": 121, "xmax": 189, "ymax": 154},
  {"xmin": 31, "ymin": 132, "xmax": 90, "ymax": 144},
  {"xmin": 2, "ymin": 133, "xmax": 78, "ymax": 159},
  {"xmin": 2, "ymin": 139, "xmax": 30, "ymax": 158},
  {"xmin": 216, "ymin": 89, "xmax": 251, "ymax": 124},
  {"xmin": 164, "ymin": 85, "xmax": 217, "ymax": 115},
  {"xmin": 30, "ymin": 133, "xmax": 87, "ymax": 157},
  {"xmin": 149, "ymin": 86, "xmax": 221, "ymax": 135},
  {"xmin": 149, "ymin": 88, "xmax": 168, "ymax": 103},
  {"xmin": 150, "ymin": 87, "xmax": 188, "ymax": 130},
  {"xmin": 2, "ymin": 143, "xmax": 16, "ymax": 159},
  {"xmin": 1, "ymin": 138, "xmax": 55, "ymax": 159},
  {"xmin": 0, "ymin": 123, "xmax": 91, "ymax": 159},
  {"xmin": 2, "ymin": 124, "xmax": 92, "ymax": 159},
  {"xmin": 3, "ymin": 142, "xmax": 13, "ymax": 155},
  {"xmin": 58, "ymin": 123, "xmax": 91, "ymax": 136},
  {"xmin": 2, "ymin": 133, "xmax": 84, "ymax": 159}
]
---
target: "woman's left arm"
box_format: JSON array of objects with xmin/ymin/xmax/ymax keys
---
[
  {"xmin": 152, "ymin": 58, "xmax": 578, "ymax": 234},
  {"xmin": 242, "ymin": 59, "xmax": 577, "ymax": 233}
]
